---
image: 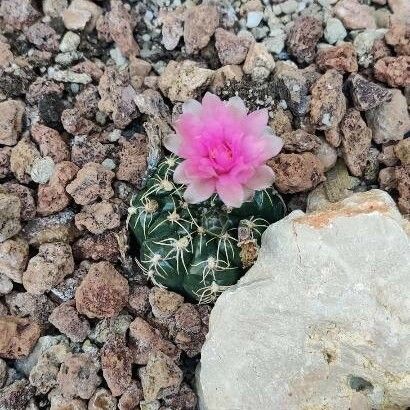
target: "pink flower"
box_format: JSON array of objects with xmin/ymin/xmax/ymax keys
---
[{"xmin": 164, "ymin": 93, "xmax": 283, "ymax": 208}]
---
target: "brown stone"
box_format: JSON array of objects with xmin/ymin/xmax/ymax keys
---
[
  {"xmin": 10, "ymin": 136, "xmax": 41, "ymax": 184},
  {"xmin": 101, "ymin": 336, "xmax": 132, "ymax": 396},
  {"xmin": 215, "ymin": 28, "xmax": 249, "ymax": 65},
  {"xmin": 24, "ymin": 22, "xmax": 60, "ymax": 52},
  {"xmin": 0, "ymin": 100, "xmax": 25, "ymax": 146},
  {"xmin": 379, "ymin": 166, "xmax": 397, "ymax": 191},
  {"xmin": 0, "ymin": 147, "xmax": 12, "ymax": 179},
  {"xmin": 66, "ymin": 162, "xmax": 114, "ymax": 206},
  {"xmin": 0, "ymin": 316, "xmax": 40, "ymax": 359},
  {"xmin": 310, "ymin": 69, "xmax": 346, "ymax": 131},
  {"xmin": 57, "ymin": 353, "xmax": 101, "ymax": 400},
  {"xmin": 128, "ymin": 285, "xmax": 150, "ymax": 316},
  {"xmin": 286, "ymin": 16, "xmax": 323, "ymax": 64},
  {"xmin": 210, "ymin": 65, "xmax": 244, "ymax": 93},
  {"xmin": 374, "ymin": 56, "xmax": 410, "ymax": 88},
  {"xmin": 116, "ymin": 134, "xmax": 148, "ymax": 185},
  {"xmin": 394, "ymin": 139, "xmax": 410, "ymax": 166},
  {"xmin": 23, "ymin": 243, "xmax": 74, "ymax": 295},
  {"xmin": 0, "ymin": 0, "xmax": 40, "ymax": 30},
  {"xmin": 158, "ymin": 7, "xmax": 184, "ymax": 51},
  {"xmin": 75, "ymin": 261, "xmax": 129, "ymax": 319},
  {"xmin": 118, "ymin": 381, "xmax": 143, "ymax": 410},
  {"xmin": 37, "ymin": 161, "xmax": 79, "ymax": 216},
  {"xmin": 340, "ymin": 109, "xmax": 372, "ymax": 177},
  {"xmin": 243, "ymin": 42, "xmax": 275, "ymax": 81},
  {"xmin": 282, "ymin": 129, "xmax": 321, "ymax": 153},
  {"xmin": 184, "ymin": 5, "xmax": 219, "ymax": 54},
  {"xmin": 385, "ymin": 22, "xmax": 410, "ymax": 56},
  {"xmin": 49, "ymin": 300, "xmax": 90, "ymax": 342},
  {"xmin": 334, "ymin": 0, "xmax": 376, "ymax": 29},
  {"xmin": 61, "ymin": 108, "xmax": 95, "ymax": 135},
  {"xmin": 0, "ymin": 237, "xmax": 29, "ymax": 283},
  {"xmin": 31, "ymin": 123, "xmax": 68, "ymax": 164},
  {"xmin": 72, "ymin": 232, "xmax": 120, "ymax": 262},
  {"xmin": 89, "ymin": 388, "xmax": 117, "ymax": 410},
  {"xmin": 49, "ymin": 388, "xmax": 87, "ymax": 410},
  {"xmin": 0, "ymin": 192, "xmax": 21, "ymax": 243},
  {"xmin": 0, "ymin": 380, "xmax": 35, "ymax": 410},
  {"xmin": 396, "ymin": 166, "xmax": 410, "ymax": 214},
  {"xmin": 128, "ymin": 317, "xmax": 180, "ymax": 365},
  {"xmin": 107, "ymin": 0, "xmax": 139, "ymax": 57},
  {"xmin": 268, "ymin": 153, "xmax": 326, "ymax": 194},
  {"xmin": 149, "ymin": 288, "xmax": 184, "ymax": 320},
  {"xmin": 0, "ymin": 182, "xmax": 36, "ymax": 221},
  {"xmin": 316, "ymin": 43, "xmax": 358, "ymax": 73}
]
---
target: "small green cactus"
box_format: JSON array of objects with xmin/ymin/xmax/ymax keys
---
[{"xmin": 128, "ymin": 155, "xmax": 286, "ymax": 303}]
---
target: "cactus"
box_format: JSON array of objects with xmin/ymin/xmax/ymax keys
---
[{"xmin": 128, "ymin": 155, "xmax": 286, "ymax": 303}]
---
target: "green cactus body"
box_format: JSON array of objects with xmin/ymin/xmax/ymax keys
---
[{"xmin": 128, "ymin": 155, "xmax": 286, "ymax": 303}]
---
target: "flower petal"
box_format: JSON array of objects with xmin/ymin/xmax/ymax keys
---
[
  {"xmin": 216, "ymin": 177, "xmax": 245, "ymax": 208},
  {"xmin": 173, "ymin": 162, "xmax": 190, "ymax": 184},
  {"xmin": 245, "ymin": 109, "xmax": 269, "ymax": 134},
  {"xmin": 262, "ymin": 128, "xmax": 284, "ymax": 158},
  {"xmin": 164, "ymin": 133, "xmax": 182, "ymax": 154},
  {"xmin": 182, "ymin": 99, "xmax": 202, "ymax": 115},
  {"xmin": 245, "ymin": 165, "xmax": 274, "ymax": 190},
  {"xmin": 184, "ymin": 179, "xmax": 216, "ymax": 204},
  {"xmin": 227, "ymin": 96, "xmax": 248, "ymax": 116}
]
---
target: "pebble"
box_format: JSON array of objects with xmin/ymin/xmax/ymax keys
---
[
  {"xmin": 0, "ymin": 192, "xmax": 21, "ymax": 243},
  {"xmin": 139, "ymin": 352, "xmax": 183, "ymax": 402},
  {"xmin": 149, "ymin": 288, "xmax": 184, "ymax": 320},
  {"xmin": 101, "ymin": 336, "xmax": 132, "ymax": 396},
  {"xmin": 23, "ymin": 242, "xmax": 75, "ymax": 295},
  {"xmin": 10, "ymin": 136, "xmax": 41, "ymax": 184},
  {"xmin": 396, "ymin": 166, "xmax": 410, "ymax": 214},
  {"xmin": 42, "ymin": 0, "xmax": 68, "ymax": 18},
  {"xmin": 334, "ymin": 0, "xmax": 376, "ymax": 30},
  {"xmin": 324, "ymin": 18, "xmax": 347, "ymax": 44},
  {"xmin": 57, "ymin": 353, "xmax": 101, "ymax": 400},
  {"xmin": 75, "ymin": 261, "xmax": 129, "ymax": 319},
  {"xmin": 315, "ymin": 42, "xmax": 358, "ymax": 73},
  {"xmin": 89, "ymin": 388, "xmax": 117, "ymax": 410},
  {"xmin": 394, "ymin": 139, "xmax": 410, "ymax": 166},
  {"xmin": 0, "ymin": 273, "xmax": 13, "ymax": 295},
  {"xmin": 0, "ymin": 0, "xmax": 40, "ymax": 30},
  {"xmin": 48, "ymin": 67, "xmax": 92, "ymax": 84},
  {"xmin": 30, "ymin": 156, "xmax": 55, "ymax": 184},
  {"xmin": 243, "ymin": 42, "xmax": 275, "ymax": 81},
  {"xmin": 184, "ymin": 5, "xmax": 219, "ymax": 54},
  {"xmin": 0, "ymin": 237, "xmax": 29, "ymax": 283},
  {"xmin": 158, "ymin": 8, "xmax": 184, "ymax": 51},
  {"xmin": 0, "ymin": 100, "xmax": 25, "ymax": 146},
  {"xmin": 282, "ymin": 129, "xmax": 321, "ymax": 153},
  {"xmin": 246, "ymin": 11, "xmax": 263, "ymax": 28},
  {"xmin": 62, "ymin": 0, "xmax": 102, "ymax": 32},
  {"xmin": 374, "ymin": 56, "xmax": 410, "ymax": 88},
  {"xmin": 1, "ymin": 182, "xmax": 36, "ymax": 221},
  {"xmin": 263, "ymin": 28, "xmax": 286, "ymax": 54},
  {"xmin": 365, "ymin": 89, "xmax": 410, "ymax": 144},
  {"xmin": 73, "ymin": 231, "xmax": 120, "ymax": 263},
  {"xmin": 268, "ymin": 152, "xmax": 326, "ymax": 194},
  {"xmin": 49, "ymin": 388, "xmax": 87, "ymax": 410},
  {"xmin": 353, "ymin": 29, "xmax": 387, "ymax": 67},
  {"xmin": 49, "ymin": 301, "xmax": 90, "ymax": 343},
  {"xmin": 59, "ymin": 31, "xmax": 81, "ymax": 53},
  {"xmin": 215, "ymin": 28, "xmax": 250, "ymax": 65},
  {"xmin": 310, "ymin": 69, "xmax": 346, "ymax": 130},
  {"xmin": 0, "ymin": 379, "xmax": 35, "ymax": 409},
  {"xmin": 313, "ymin": 139, "xmax": 338, "ymax": 172},
  {"xmin": 0, "ymin": 147, "xmax": 12, "ymax": 179},
  {"xmin": 118, "ymin": 381, "xmax": 143, "ymax": 410},
  {"xmin": 0, "ymin": 316, "xmax": 41, "ymax": 359}
]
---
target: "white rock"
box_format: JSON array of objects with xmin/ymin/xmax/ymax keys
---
[
  {"xmin": 280, "ymin": 0, "xmax": 298, "ymax": 15},
  {"xmin": 353, "ymin": 29, "xmax": 387, "ymax": 68},
  {"xmin": 324, "ymin": 17, "xmax": 347, "ymax": 44},
  {"xmin": 30, "ymin": 156, "xmax": 55, "ymax": 184},
  {"xmin": 48, "ymin": 67, "xmax": 92, "ymax": 84},
  {"xmin": 59, "ymin": 31, "xmax": 81, "ymax": 53},
  {"xmin": 0, "ymin": 273, "xmax": 13, "ymax": 295},
  {"xmin": 198, "ymin": 190, "xmax": 410, "ymax": 410},
  {"xmin": 42, "ymin": 0, "xmax": 68, "ymax": 18},
  {"xmin": 246, "ymin": 11, "xmax": 263, "ymax": 28}
]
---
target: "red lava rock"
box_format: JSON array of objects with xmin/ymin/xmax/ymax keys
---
[
  {"xmin": 268, "ymin": 152, "xmax": 326, "ymax": 194},
  {"xmin": 374, "ymin": 56, "xmax": 410, "ymax": 88},
  {"xmin": 379, "ymin": 166, "xmax": 397, "ymax": 190},
  {"xmin": 215, "ymin": 28, "xmax": 249, "ymax": 65},
  {"xmin": 57, "ymin": 353, "xmax": 101, "ymax": 400},
  {"xmin": 26, "ymin": 78, "xmax": 64, "ymax": 105},
  {"xmin": 107, "ymin": 0, "xmax": 139, "ymax": 57},
  {"xmin": 23, "ymin": 242, "xmax": 74, "ymax": 295},
  {"xmin": 72, "ymin": 231, "xmax": 120, "ymax": 262},
  {"xmin": 74, "ymin": 84, "xmax": 100, "ymax": 119},
  {"xmin": 0, "ymin": 237, "xmax": 29, "ymax": 283},
  {"xmin": 37, "ymin": 161, "xmax": 79, "ymax": 216},
  {"xmin": 0, "ymin": 316, "xmax": 41, "ymax": 359},
  {"xmin": 394, "ymin": 139, "xmax": 410, "ymax": 166},
  {"xmin": 385, "ymin": 22, "xmax": 410, "ymax": 56},
  {"xmin": 128, "ymin": 317, "xmax": 180, "ymax": 365},
  {"xmin": 340, "ymin": 109, "xmax": 372, "ymax": 177},
  {"xmin": 75, "ymin": 200, "xmax": 121, "ymax": 234},
  {"xmin": 163, "ymin": 383, "xmax": 197, "ymax": 410},
  {"xmin": 334, "ymin": 0, "xmax": 376, "ymax": 30},
  {"xmin": 72, "ymin": 59, "xmax": 104, "ymax": 82},
  {"xmin": 158, "ymin": 7, "xmax": 184, "ymax": 51},
  {"xmin": 62, "ymin": 0, "xmax": 102, "ymax": 32},
  {"xmin": 71, "ymin": 135, "xmax": 113, "ymax": 167},
  {"xmin": 243, "ymin": 42, "xmax": 276, "ymax": 81},
  {"xmin": 118, "ymin": 381, "xmax": 143, "ymax": 410},
  {"xmin": 0, "ymin": 41, "xmax": 13, "ymax": 68},
  {"xmin": 315, "ymin": 43, "xmax": 358, "ymax": 73},
  {"xmin": 138, "ymin": 351, "xmax": 183, "ymax": 401},
  {"xmin": 49, "ymin": 388, "xmax": 88, "ymax": 410},
  {"xmin": 286, "ymin": 16, "xmax": 323, "ymax": 64},
  {"xmin": 75, "ymin": 261, "xmax": 129, "ymax": 319},
  {"xmin": 1, "ymin": 182, "xmax": 36, "ymax": 221},
  {"xmin": 98, "ymin": 66, "xmax": 138, "ymax": 129},
  {"xmin": 0, "ymin": 379, "xmax": 35, "ymax": 409},
  {"xmin": 101, "ymin": 336, "xmax": 132, "ymax": 396},
  {"xmin": 61, "ymin": 108, "xmax": 95, "ymax": 136},
  {"xmin": 282, "ymin": 129, "xmax": 321, "ymax": 153},
  {"xmin": 183, "ymin": 4, "xmax": 219, "ymax": 54},
  {"xmin": 0, "ymin": 100, "xmax": 25, "ymax": 146},
  {"xmin": 347, "ymin": 73, "xmax": 392, "ymax": 111},
  {"xmin": 89, "ymin": 388, "xmax": 117, "ymax": 410},
  {"xmin": 49, "ymin": 300, "xmax": 90, "ymax": 342},
  {"xmin": 129, "ymin": 56, "xmax": 152, "ymax": 90},
  {"xmin": 310, "ymin": 69, "xmax": 346, "ymax": 131},
  {"xmin": 116, "ymin": 134, "xmax": 148, "ymax": 185},
  {"xmin": 0, "ymin": 147, "xmax": 12, "ymax": 179},
  {"xmin": 396, "ymin": 166, "xmax": 410, "ymax": 214},
  {"xmin": 0, "ymin": 0, "xmax": 41, "ymax": 30},
  {"xmin": 24, "ymin": 22, "xmax": 60, "ymax": 52},
  {"xmin": 31, "ymin": 123, "xmax": 70, "ymax": 163},
  {"xmin": 128, "ymin": 285, "xmax": 150, "ymax": 316},
  {"xmin": 66, "ymin": 162, "xmax": 115, "ymax": 206}
]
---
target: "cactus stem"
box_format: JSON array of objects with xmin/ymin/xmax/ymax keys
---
[
  {"xmin": 153, "ymin": 236, "xmax": 192, "ymax": 274},
  {"xmin": 195, "ymin": 281, "xmax": 233, "ymax": 304}
]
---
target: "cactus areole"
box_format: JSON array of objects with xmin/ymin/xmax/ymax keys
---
[{"xmin": 128, "ymin": 155, "xmax": 286, "ymax": 303}]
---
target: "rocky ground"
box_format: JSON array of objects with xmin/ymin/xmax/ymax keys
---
[{"xmin": 0, "ymin": 0, "xmax": 408, "ymax": 409}]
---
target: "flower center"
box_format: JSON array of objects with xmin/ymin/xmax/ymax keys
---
[{"xmin": 208, "ymin": 141, "xmax": 234, "ymax": 173}]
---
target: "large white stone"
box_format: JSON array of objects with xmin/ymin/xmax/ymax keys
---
[{"xmin": 198, "ymin": 190, "xmax": 410, "ymax": 410}]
